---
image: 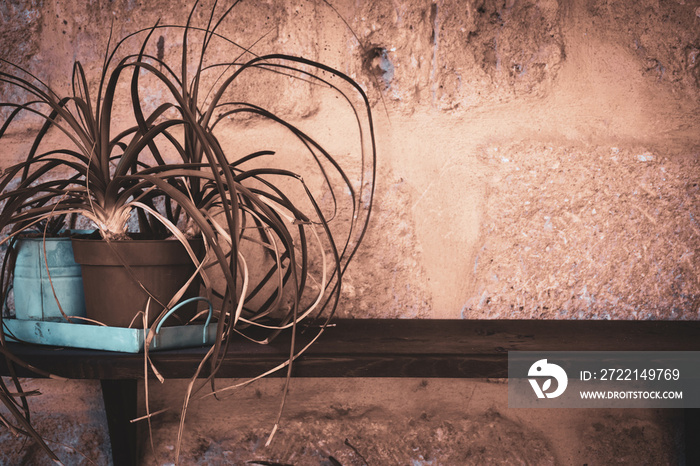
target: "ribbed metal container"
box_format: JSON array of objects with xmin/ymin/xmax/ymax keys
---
[{"xmin": 13, "ymin": 237, "xmax": 87, "ymax": 321}]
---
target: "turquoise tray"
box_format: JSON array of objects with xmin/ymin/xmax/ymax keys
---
[
  {"xmin": 2, "ymin": 297, "xmax": 216, "ymax": 353},
  {"xmin": 2, "ymin": 319, "xmax": 217, "ymax": 353}
]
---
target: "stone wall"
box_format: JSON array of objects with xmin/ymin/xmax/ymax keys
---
[{"xmin": 2, "ymin": 0, "xmax": 699, "ymax": 320}]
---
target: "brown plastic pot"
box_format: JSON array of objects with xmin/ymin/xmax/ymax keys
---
[{"xmin": 71, "ymin": 236, "xmax": 204, "ymax": 328}]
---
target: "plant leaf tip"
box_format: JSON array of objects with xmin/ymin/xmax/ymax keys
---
[{"xmin": 264, "ymin": 423, "xmax": 278, "ymax": 447}]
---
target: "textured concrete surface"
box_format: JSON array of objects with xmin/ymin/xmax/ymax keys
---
[{"xmin": 0, "ymin": 378, "xmax": 684, "ymax": 465}]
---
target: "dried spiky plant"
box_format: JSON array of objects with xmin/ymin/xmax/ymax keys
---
[{"xmin": 0, "ymin": 1, "xmax": 375, "ymax": 463}]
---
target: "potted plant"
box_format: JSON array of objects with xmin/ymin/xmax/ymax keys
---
[{"xmin": 0, "ymin": 1, "xmax": 376, "ymax": 462}]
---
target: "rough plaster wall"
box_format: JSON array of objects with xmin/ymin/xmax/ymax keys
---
[
  {"xmin": 137, "ymin": 378, "xmax": 683, "ymax": 465},
  {"xmin": 332, "ymin": 0, "xmax": 700, "ymax": 318},
  {"xmin": 0, "ymin": 380, "xmax": 112, "ymax": 464},
  {"xmin": 0, "ymin": 377, "xmax": 683, "ymax": 465},
  {"xmin": 2, "ymin": 0, "xmax": 700, "ymax": 319}
]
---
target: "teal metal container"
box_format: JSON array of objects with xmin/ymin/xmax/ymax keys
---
[{"xmin": 13, "ymin": 237, "xmax": 87, "ymax": 321}]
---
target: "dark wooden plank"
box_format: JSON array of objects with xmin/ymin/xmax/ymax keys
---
[
  {"xmin": 101, "ymin": 379, "xmax": 138, "ymax": 466},
  {"xmin": 2, "ymin": 319, "xmax": 699, "ymax": 379},
  {"xmin": 686, "ymin": 409, "xmax": 700, "ymax": 464}
]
